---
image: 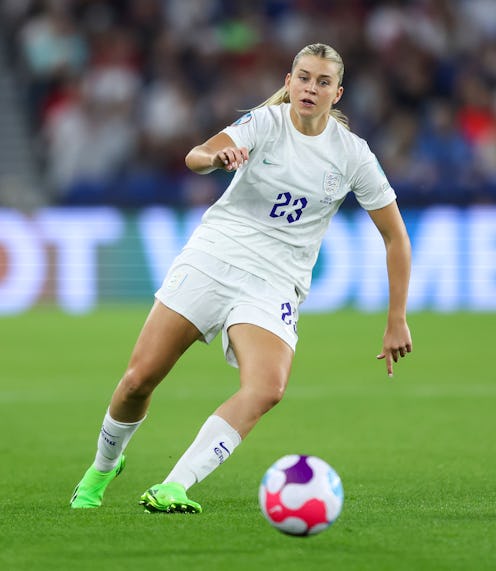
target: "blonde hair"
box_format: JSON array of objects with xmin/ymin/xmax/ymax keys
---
[{"xmin": 254, "ymin": 43, "xmax": 349, "ymax": 129}]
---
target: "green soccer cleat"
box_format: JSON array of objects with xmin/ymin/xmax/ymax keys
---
[
  {"xmin": 139, "ymin": 482, "xmax": 202, "ymax": 514},
  {"xmin": 70, "ymin": 455, "xmax": 126, "ymax": 509}
]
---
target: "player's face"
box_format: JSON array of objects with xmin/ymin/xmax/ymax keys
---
[{"xmin": 285, "ymin": 55, "xmax": 344, "ymax": 132}]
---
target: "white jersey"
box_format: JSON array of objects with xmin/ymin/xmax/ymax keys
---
[{"xmin": 184, "ymin": 103, "xmax": 396, "ymax": 301}]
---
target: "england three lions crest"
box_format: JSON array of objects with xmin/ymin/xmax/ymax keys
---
[{"xmin": 322, "ymin": 171, "xmax": 342, "ymax": 203}]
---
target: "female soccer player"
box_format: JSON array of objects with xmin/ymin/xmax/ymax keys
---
[{"xmin": 70, "ymin": 43, "xmax": 412, "ymax": 512}]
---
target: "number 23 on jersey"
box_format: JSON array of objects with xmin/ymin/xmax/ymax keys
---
[{"xmin": 269, "ymin": 192, "xmax": 308, "ymax": 223}]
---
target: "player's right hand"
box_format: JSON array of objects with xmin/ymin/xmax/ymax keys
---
[{"xmin": 214, "ymin": 146, "xmax": 249, "ymax": 171}]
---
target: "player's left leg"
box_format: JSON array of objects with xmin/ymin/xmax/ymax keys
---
[
  {"xmin": 140, "ymin": 324, "xmax": 294, "ymax": 513},
  {"xmin": 215, "ymin": 323, "xmax": 294, "ymax": 438}
]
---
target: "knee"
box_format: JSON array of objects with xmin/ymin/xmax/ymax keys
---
[
  {"xmin": 265, "ymin": 383, "xmax": 286, "ymax": 409},
  {"xmin": 119, "ymin": 366, "xmax": 160, "ymax": 401},
  {"xmin": 248, "ymin": 378, "xmax": 287, "ymax": 414}
]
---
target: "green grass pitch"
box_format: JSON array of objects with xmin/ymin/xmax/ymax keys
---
[{"xmin": 0, "ymin": 307, "xmax": 494, "ymax": 571}]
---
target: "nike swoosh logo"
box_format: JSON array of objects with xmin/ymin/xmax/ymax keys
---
[
  {"xmin": 262, "ymin": 158, "xmax": 279, "ymax": 165},
  {"xmin": 219, "ymin": 442, "xmax": 231, "ymax": 456}
]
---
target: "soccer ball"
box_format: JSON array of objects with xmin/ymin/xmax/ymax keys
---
[{"xmin": 258, "ymin": 454, "xmax": 344, "ymax": 536}]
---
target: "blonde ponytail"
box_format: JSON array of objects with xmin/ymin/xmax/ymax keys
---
[
  {"xmin": 330, "ymin": 109, "xmax": 349, "ymax": 130},
  {"xmin": 254, "ymin": 86, "xmax": 290, "ymax": 108}
]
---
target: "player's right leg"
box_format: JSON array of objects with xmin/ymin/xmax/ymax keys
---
[{"xmin": 70, "ymin": 301, "xmax": 202, "ymax": 508}]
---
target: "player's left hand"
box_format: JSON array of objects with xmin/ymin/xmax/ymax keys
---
[{"xmin": 376, "ymin": 320, "xmax": 412, "ymax": 378}]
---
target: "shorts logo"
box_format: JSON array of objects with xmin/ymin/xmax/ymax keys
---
[{"xmin": 165, "ymin": 270, "xmax": 187, "ymax": 291}]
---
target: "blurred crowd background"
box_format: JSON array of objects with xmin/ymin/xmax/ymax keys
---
[{"xmin": 0, "ymin": 0, "xmax": 495, "ymax": 210}]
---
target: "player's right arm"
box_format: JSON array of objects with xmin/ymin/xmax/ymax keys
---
[{"xmin": 185, "ymin": 132, "xmax": 249, "ymax": 174}]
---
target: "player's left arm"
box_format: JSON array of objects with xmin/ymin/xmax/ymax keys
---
[{"xmin": 367, "ymin": 201, "xmax": 412, "ymax": 377}]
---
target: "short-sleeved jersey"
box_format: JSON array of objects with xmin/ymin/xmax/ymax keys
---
[{"xmin": 184, "ymin": 103, "xmax": 396, "ymax": 301}]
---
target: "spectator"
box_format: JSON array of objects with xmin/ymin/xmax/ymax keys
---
[
  {"xmin": 18, "ymin": 2, "xmax": 88, "ymax": 128},
  {"xmin": 2, "ymin": 0, "xmax": 495, "ymax": 208},
  {"xmin": 42, "ymin": 56, "xmax": 139, "ymax": 203}
]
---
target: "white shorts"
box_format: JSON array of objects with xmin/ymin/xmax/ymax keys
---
[{"xmin": 155, "ymin": 249, "xmax": 299, "ymax": 367}]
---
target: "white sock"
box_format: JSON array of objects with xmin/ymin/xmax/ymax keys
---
[
  {"xmin": 163, "ymin": 415, "xmax": 241, "ymax": 490},
  {"xmin": 93, "ymin": 410, "xmax": 145, "ymax": 472}
]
